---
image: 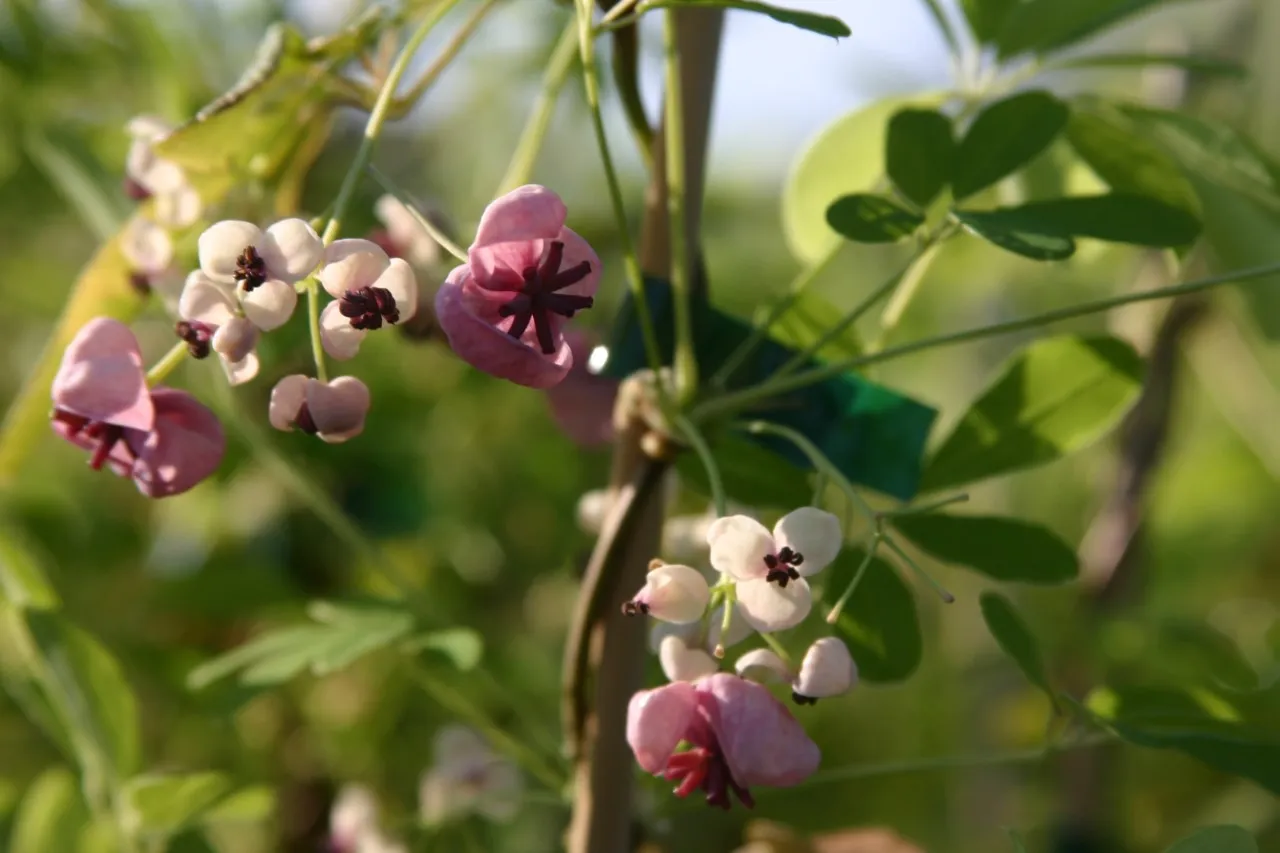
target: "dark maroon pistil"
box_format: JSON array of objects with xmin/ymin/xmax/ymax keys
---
[
  {"xmin": 662, "ymin": 745, "xmax": 754, "ymax": 810},
  {"xmin": 763, "ymin": 546, "xmax": 804, "ymax": 587},
  {"xmin": 234, "ymin": 245, "xmax": 267, "ymax": 291},
  {"xmin": 340, "ymin": 286, "xmax": 399, "ymax": 330},
  {"xmin": 53, "ymin": 411, "xmax": 134, "ymax": 472},
  {"xmin": 175, "ymin": 320, "xmax": 214, "ymax": 359},
  {"xmin": 496, "ymin": 240, "xmax": 594, "ymax": 354},
  {"xmin": 293, "ymin": 403, "xmax": 318, "ymax": 435}
]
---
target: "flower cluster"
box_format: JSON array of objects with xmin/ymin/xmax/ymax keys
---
[{"xmin": 621, "ymin": 507, "xmax": 859, "ymax": 809}]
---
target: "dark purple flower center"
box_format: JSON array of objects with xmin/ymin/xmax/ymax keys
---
[
  {"xmin": 763, "ymin": 547, "xmax": 804, "ymax": 587},
  {"xmin": 496, "ymin": 240, "xmax": 594, "ymax": 355},
  {"xmin": 662, "ymin": 745, "xmax": 754, "ymax": 810},
  {"xmin": 340, "ymin": 286, "xmax": 399, "ymax": 330},
  {"xmin": 234, "ymin": 245, "xmax": 267, "ymax": 292},
  {"xmin": 53, "ymin": 411, "xmax": 134, "ymax": 472},
  {"xmin": 293, "ymin": 403, "xmax": 319, "ymax": 435},
  {"xmin": 128, "ymin": 272, "xmax": 153, "ymax": 297},
  {"xmin": 791, "ymin": 692, "xmax": 818, "ymax": 706},
  {"xmin": 621, "ymin": 600, "xmax": 650, "ymax": 616},
  {"xmin": 123, "ymin": 176, "xmax": 151, "ymax": 202},
  {"xmin": 175, "ymin": 320, "xmax": 214, "ymax": 359}
]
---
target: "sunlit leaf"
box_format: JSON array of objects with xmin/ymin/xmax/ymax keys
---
[
  {"xmin": 923, "ymin": 335, "xmax": 1144, "ymax": 490},
  {"xmin": 893, "ymin": 513, "xmax": 1078, "ymax": 584},
  {"xmin": 953, "ymin": 208, "xmax": 1076, "ymax": 261},
  {"xmin": 996, "ymin": 0, "xmax": 1192, "ymax": 59},
  {"xmin": 8, "ymin": 767, "xmax": 87, "ymax": 853},
  {"xmin": 124, "ymin": 773, "xmax": 232, "ymax": 836},
  {"xmin": 676, "ymin": 432, "xmax": 813, "ymax": 510},
  {"xmin": 636, "ymin": 1, "xmax": 850, "ymax": 38},
  {"xmin": 981, "ymin": 592, "xmax": 1054, "ymax": 697},
  {"xmin": 830, "ymin": 549, "xmax": 922, "ymax": 682},
  {"xmin": 952, "ymin": 91, "xmax": 1069, "ymax": 199},
  {"xmin": 826, "ymin": 194, "xmax": 924, "ymax": 243},
  {"xmin": 200, "ymin": 786, "xmax": 275, "ymax": 826},
  {"xmin": 766, "ymin": 290, "xmax": 863, "ymax": 363},
  {"xmin": 886, "ymin": 108, "xmax": 955, "ymax": 207},
  {"xmin": 0, "ymin": 525, "xmax": 60, "ymax": 609},
  {"xmin": 1165, "ymin": 826, "xmax": 1258, "ymax": 853}
]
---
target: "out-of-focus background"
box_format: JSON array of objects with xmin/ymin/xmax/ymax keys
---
[{"xmin": 3, "ymin": 1, "xmax": 1280, "ymax": 851}]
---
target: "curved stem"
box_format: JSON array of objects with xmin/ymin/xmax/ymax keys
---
[
  {"xmin": 663, "ymin": 10, "xmax": 697, "ymax": 404},
  {"xmin": 144, "ymin": 341, "xmax": 188, "ymax": 386},
  {"xmin": 825, "ymin": 534, "xmax": 879, "ymax": 623},
  {"xmin": 871, "ymin": 234, "xmax": 948, "ymax": 351},
  {"xmin": 674, "ymin": 413, "xmax": 725, "ymax": 517},
  {"xmin": 497, "ymin": 19, "xmax": 580, "ymax": 195},
  {"xmin": 305, "ymin": 280, "xmax": 329, "ymax": 383},
  {"xmin": 367, "ymin": 164, "xmax": 467, "ymax": 261}
]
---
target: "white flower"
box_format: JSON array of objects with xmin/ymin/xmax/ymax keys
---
[
  {"xmin": 329, "ymin": 784, "xmax": 379, "ymax": 852},
  {"xmin": 197, "ymin": 218, "xmax": 322, "ymax": 330},
  {"xmin": 734, "ymin": 647, "xmax": 791, "ymax": 684},
  {"xmin": 420, "ymin": 725, "xmax": 523, "ymax": 825},
  {"xmin": 575, "ymin": 488, "xmax": 613, "ymax": 535},
  {"xmin": 318, "ymin": 240, "xmax": 418, "ymax": 360},
  {"xmin": 648, "ymin": 601, "xmax": 753, "ymax": 659},
  {"xmin": 658, "ymin": 633, "xmax": 719, "ymax": 682},
  {"xmin": 125, "ymin": 116, "xmax": 202, "ymax": 228},
  {"xmin": 794, "ymin": 637, "xmax": 857, "ymax": 703},
  {"xmin": 121, "ymin": 216, "xmax": 173, "ymax": 275},
  {"xmin": 707, "ymin": 508, "xmax": 842, "ymax": 633},
  {"xmin": 375, "ymin": 194, "xmax": 448, "ymax": 267},
  {"xmin": 177, "ymin": 271, "xmax": 262, "ymax": 385},
  {"xmin": 269, "ymin": 375, "xmax": 371, "ymax": 443},
  {"xmin": 622, "ymin": 563, "xmax": 710, "ymax": 624},
  {"xmin": 356, "ymin": 833, "xmax": 407, "ymax": 853}
]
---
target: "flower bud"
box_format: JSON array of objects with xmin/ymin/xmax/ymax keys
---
[
  {"xmin": 269, "ymin": 374, "xmax": 371, "ymax": 444},
  {"xmin": 734, "ymin": 648, "xmax": 791, "ymax": 685},
  {"xmin": 621, "ymin": 563, "xmax": 709, "ymax": 624},
  {"xmin": 658, "ymin": 635, "xmax": 719, "ymax": 682},
  {"xmin": 792, "ymin": 637, "xmax": 857, "ymax": 704},
  {"xmin": 211, "ymin": 316, "xmax": 259, "ymax": 363}
]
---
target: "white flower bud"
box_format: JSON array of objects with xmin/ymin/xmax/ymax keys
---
[
  {"xmin": 211, "ymin": 317, "xmax": 259, "ymax": 364},
  {"xmin": 793, "ymin": 637, "xmax": 857, "ymax": 703},
  {"xmin": 658, "ymin": 634, "xmax": 719, "ymax": 683},
  {"xmin": 622, "ymin": 563, "xmax": 710, "ymax": 624},
  {"xmin": 269, "ymin": 375, "xmax": 371, "ymax": 444},
  {"xmin": 734, "ymin": 648, "xmax": 792, "ymax": 684},
  {"xmin": 575, "ymin": 488, "xmax": 613, "ymax": 535}
]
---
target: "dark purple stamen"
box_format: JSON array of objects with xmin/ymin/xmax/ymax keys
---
[
  {"xmin": 339, "ymin": 286, "xmax": 399, "ymax": 330},
  {"xmin": 128, "ymin": 272, "xmax": 152, "ymax": 297},
  {"xmin": 495, "ymin": 240, "xmax": 594, "ymax": 354},
  {"xmin": 175, "ymin": 320, "xmax": 214, "ymax": 359},
  {"xmin": 294, "ymin": 402, "xmax": 318, "ymax": 435},
  {"xmin": 621, "ymin": 600, "xmax": 650, "ymax": 617},
  {"xmin": 123, "ymin": 176, "xmax": 151, "ymax": 202},
  {"xmin": 234, "ymin": 245, "xmax": 267, "ymax": 291},
  {"xmin": 763, "ymin": 546, "xmax": 804, "ymax": 587},
  {"xmin": 53, "ymin": 410, "xmax": 134, "ymax": 471},
  {"xmin": 791, "ymin": 692, "xmax": 819, "ymax": 706},
  {"xmin": 661, "ymin": 744, "xmax": 754, "ymax": 810}
]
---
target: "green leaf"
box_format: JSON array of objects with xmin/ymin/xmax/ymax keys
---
[
  {"xmin": 996, "ymin": 0, "xmax": 1191, "ymax": 59},
  {"xmin": 1155, "ymin": 621, "xmax": 1259, "ymax": 693},
  {"xmin": 953, "ymin": 208, "xmax": 1077, "ymax": 261},
  {"xmin": 952, "ymin": 91, "xmax": 1069, "ymax": 199},
  {"xmin": 766, "ymin": 290, "xmax": 863, "ymax": 363},
  {"xmin": 200, "ymin": 786, "xmax": 275, "ymax": 826},
  {"xmin": 166, "ymin": 830, "xmax": 219, "ymax": 853},
  {"xmin": 24, "ymin": 611, "xmax": 140, "ymax": 782},
  {"xmin": 636, "ymin": 1, "xmax": 850, "ymax": 38},
  {"xmin": 187, "ymin": 599, "xmax": 415, "ymax": 690},
  {"xmin": 783, "ymin": 95, "xmax": 944, "ymax": 262},
  {"xmin": 676, "ymin": 433, "xmax": 813, "ymax": 510},
  {"xmin": 1165, "ymin": 826, "xmax": 1258, "ymax": 853},
  {"xmin": 830, "ymin": 549, "xmax": 922, "ymax": 682},
  {"xmin": 826, "ymin": 194, "xmax": 925, "ymax": 243},
  {"xmin": 8, "ymin": 767, "xmax": 88, "ymax": 853},
  {"xmin": 403, "ymin": 628, "xmax": 484, "ymax": 671},
  {"xmin": 980, "ymin": 592, "xmax": 1054, "ymax": 696},
  {"xmin": 892, "ymin": 513, "xmax": 1078, "ymax": 584},
  {"xmin": 960, "ymin": 0, "xmax": 1019, "ymax": 43},
  {"xmin": 959, "ymin": 194, "xmax": 1200, "ymax": 248},
  {"xmin": 124, "ymin": 773, "xmax": 232, "ymax": 836},
  {"xmin": 0, "ymin": 526, "xmax": 60, "ymax": 609},
  {"xmin": 1057, "ymin": 52, "xmax": 1246, "ymax": 77},
  {"xmin": 1065, "ymin": 104, "xmax": 1201, "ymax": 218},
  {"xmin": 923, "ymin": 335, "xmax": 1143, "ymax": 490},
  {"xmin": 886, "ymin": 108, "xmax": 955, "ymax": 207}
]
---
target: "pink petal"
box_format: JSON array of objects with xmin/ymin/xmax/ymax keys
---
[
  {"xmin": 435, "ymin": 267, "xmax": 572, "ymax": 389},
  {"xmin": 52, "ymin": 318, "xmax": 153, "ymax": 431},
  {"xmin": 659, "ymin": 636, "xmax": 719, "ymax": 683},
  {"xmin": 375, "ymin": 258, "xmax": 418, "ymax": 323},
  {"xmin": 544, "ymin": 330, "xmax": 616, "ymax": 447},
  {"xmin": 795, "ymin": 637, "xmax": 857, "ymax": 699},
  {"xmin": 698, "ymin": 674, "xmax": 820, "ymax": 788},
  {"xmin": 126, "ymin": 387, "xmax": 225, "ymax": 498},
  {"xmin": 320, "ymin": 300, "xmax": 365, "ymax": 360},
  {"xmin": 626, "ymin": 682, "xmax": 698, "ymax": 775},
  {"xmin": 469, "ymin": 240, "xmax": 545, "ymax": 288},
  {"xmin": 471, "ymin": 185, "xmax": 566, "ymax": 250},
  {"xmin": 269, "ymin": 375, "xmax": 308, "ymax": 432},
  {"xmin": 306, "ymin": 376, "xmax": 371, "ymax": 443}
]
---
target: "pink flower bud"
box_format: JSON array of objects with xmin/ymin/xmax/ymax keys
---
[
  {"xmin": 793, "ymin": 637, "xmax": 857, "ymax": 704},
  {"xmin": 269, "ymin": 375, "xmax": 371, "ymax": 444},
  {"xmin": 622, "ymin": 563, "xmax": 710, "ymax": 624}
]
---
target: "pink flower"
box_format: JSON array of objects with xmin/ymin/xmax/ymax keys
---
[
  {"xmin": 544, "ymin": 330, "xmax": 617, "ymax": 446},
  {"xmin": 626, "ymin": 673, "xmax": 820, "ymax": 809},
  {"xmin": 269, "ymin": 375, "xmax": 371, "ymax": 444},
  {"xmin": 51, "ymin": 318, "xmax": 225, "ymax": 497},
  {"xmin": 435, "ymin": 185, "xmax": 600, "ymax": 389}
]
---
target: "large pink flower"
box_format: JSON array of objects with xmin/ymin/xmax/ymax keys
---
[
  {"xmin": 435, "ymin": 185, "xmax": 600, "ymax": 389},
  {"xmin": 51, "ymin": 317, "xmax": 225, "ymax": 497},
  {"xmin": 626, "ymin": 673, "xmax": 820, "ymax": 809}
]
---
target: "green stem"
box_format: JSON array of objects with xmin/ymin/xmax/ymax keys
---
[
  {"xmin": 883, "ymin": 492, "xmax": 968, "ymax": 518},
  {"xmin": 709, "ymin": 240, "xmax": 843, "ymax": 390},
  {"xmin": 714, "ymin": 585, "xmax": 736, "ymax": 658},
  {"xmin": 367, "ymin": 164, "xmax": 468, "ymax": 261},
  {"xmin": 872, "ymin": 235, "xmax": 947, "ymax": 351},
  {"xmin": 597, "ymin": 0, "xmax": 642, "ymax": 27},
  {"xmin": 883, "ymin": 533, "xmax": 954, "ymax": 604},
  {"xmin": 919, "ymin": 0, "xmax": 962, "ymax": 62},
  {"xmin": 759, "ymin": 630, "xmax": 793, "ymax": 665},
  {"xmin": 694, "ymin": 261, "xmax": 1280, "ymax": 424},
  {"xmin": 496, "ymin": 19, "xmax": 579, "ymax": 195},
  {"xmin": 305, "ymin": 278, "xmax": 329, "ymax": 383},
  {"xmin": 407, "ymin": 666, "xmax": 565, "ymax": 792},
  {"xmin": 663, "ymin": 10, "xmax": 697, "ymax": 404},
  {"xmin": 674, "ymin": 413, "xmax": 725, "ymax": 517},
  {"xmin": 143, "ymin": 341, "xmax": 188, "ymax": 386},
  {"xmin": 825, "ymin": 534, "xmax": 879, "ymax": 623},
  {"xmin": 574, "ymin": 0, "xmax": 665, "ymax": 377}
]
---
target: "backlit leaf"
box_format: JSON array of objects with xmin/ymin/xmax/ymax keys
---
[
  {"xmin": 8, "ymin": 767, "xmax": 87, "ymax": 853},
  {"xmin": 826, "ymin": 194, "xmax": 924, "ymax": 243},
  {"xmin": 959, "ymin": 194, "xmax": 1200, "ymax": 248},
  {"xmin": 996, "ymin": 0, "xmax": 1191, "ymax": 59},
  {"xmin": 960, "ymin": 0, "xmax": 1019, "ymax": 43},
  {"xmin": 953, "ymin": 208, "xmax": 1076, "ymax": 261},
  {"xmin": 953, "ymin": 91, "xmax": 1069, "ymax": 199},
  {"xmin": 886, "ymin": 108, "xmax": 955, "ymax": 207},
  {"xmin": 676, "ymin": 432, "xmax": 812, "ymax": 510},
  {"xmin": 124, "ymin": 773, "xmax": 233, "ymax": 835}
]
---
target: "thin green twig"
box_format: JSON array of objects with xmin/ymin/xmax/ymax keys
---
[
  {"xmin": 663, "ymin": 10, "xmax": 697, "ymax": 403},
  {"xmin": 496, "ymin": 18, "xmax": 579, "ymax": 194},
  {"xmin": 367, "ymin": 164, "xmax": 467, "ymax": 261}
]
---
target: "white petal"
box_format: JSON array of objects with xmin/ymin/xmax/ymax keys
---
[
  {"xmin": 260, "ymin": 218, "xmax": 323, "ymax": 282},
  {"xmin": 376, "ymin": 258, "xmax": 418, "ymax": 323},
  {"xmin": 734, "ymin": 577, "xmax": 812, "ymax": 633},
  {"xmin": 121, "ymin": 217, "xmax": 173, "ymax": 273},
  {"xmin": 220, "ymin": 350, "xmax": 259, "ymax": 386},
  {"xmin": 774, "ymin": 507, "xmax": 843, "ymax": 576},
  {"xmin": 268, "ymin": 374, "xmax": 308, "ymax": 432},
  {"xmin": 658, "ymin": 635, "xmax": 719, "ymax": 683},
  {"xmin": 126, "ymin": 115, "xmax": 173, "ymax": 143},
  {"xmin": 319, "ymin": 238, "xmax": 390, "ymax": 297},
  {"xmin": 734, "ymin": 648, "xmax": 792, "ymax": 684},
  {"xmin": 634, "ymin": 563, "xmax": 710, "ymax": 624},
  {"xmin": 178, "ymin": 270, "xmax": 236, "ymax": 326},
  {"xmin": 707, "ymin": 515, "xmax": 774, "ymax": 581},
  {"xmin": 212, "ymin": 317, "xmax": 259, "ymax": 363},
  {"xmin": 320, "ymin": 300, "xmax": 366, "ymax": 360},
  {"xmin": 794, "ymin": 637, "xmax": 857, "ymax": 699},
  {"xmin": 154, "ymin": 183, "xmax": 202, "ymax": 229},
  {"xmin": 329, "ymin": 784, "xmax": 379, "ymax": 844},
  {"xmin": 705, "ymin": 601, "xmax": 755, "ymax": 651},
  {"xmin": 648, "ymin": 619, "xmax": 698, "ymax": 655},
  {"xmin": 575, "ymin": 488, "xmax": 613, "ymax": 535},
  {"xmin": 240, "ymin": 278, "xmax": 297, "ymax": 331},
  {"xmin": 199, "ymin": 220, "xmax": 262, "ymax": 284}
]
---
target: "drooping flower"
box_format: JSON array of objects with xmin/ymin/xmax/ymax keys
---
[
  {"xmin": 419, "ymin": 725, "xmax": 523, "ymax": 825},
  {"xmin": 435, "ymin": 184, "xmax": 600, "ymax": 389},
  {"xmin": 51, "ymin": 318, "xmax": 225, "ymax": 497},
  {"xmin": 177, "ymin": 271, "xmax": 262, "ymax": 385},
  {"xmin": 328, "ymin": 784, "xmax": 379, "ymax": 853},
  {"xmin": 627, "ymin": 673, "xmax": 820, "ymax": 809},
  {"xmin": 197, "ymin": 218, "xmax": 322, "ymax": 330},
  {"xmin": 707, "ymin": 508, "xmax": 843, "ymax": 633},
  {"xmin": 658, "ymin": 633, "xmax": 720, "ymax": 683},
  {"xmin": 622, "ymin": 562, "xmax": 711, "ymax": 624},
  {"xmin": 735, "ymin": 637, "xmax": 857, "ymax": 705},
  {"xmin": 318, "ymin": 239, "xmax": 418, "ymax": 360},
  {"xmin": 269, "ymin": 375, "xmax": 371, "ymax": 444},
  {"xmin": 544, "ymin": 329, "xmax": 617, "ymax": 447},
  {"xmin": 124, "ymin": 116, "xmax": 202, "ymax": 228}
]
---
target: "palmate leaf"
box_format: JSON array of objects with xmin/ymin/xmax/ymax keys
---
[
  {"xmin": 885, "ymin": 108, "xmax": 955, "ymax": 207},
  {"xmin": 980, "ymin": 592, "xmax": 1054, "ymax": 699},
  {"xmin": 952, "ymin": 91, "xmax": 1069, "ymax": 200},
  {"xmin": 828, "ymin": 549, "xmax": 922, "ymax": 682},
  {"xmin": 995, "ymin": 0, "xmax": 1195, "ymax": 60}
]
